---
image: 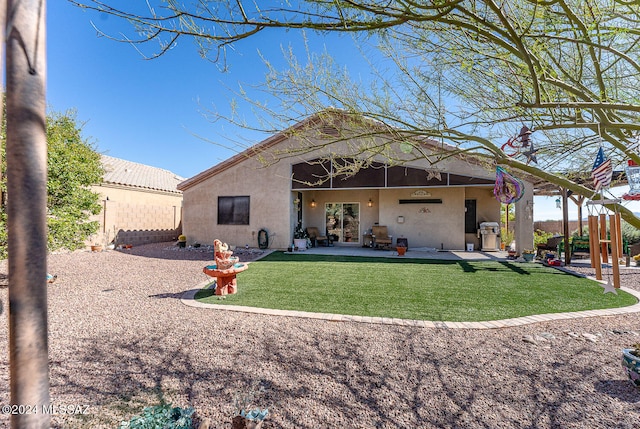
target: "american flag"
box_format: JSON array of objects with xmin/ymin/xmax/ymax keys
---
[{"xmin": 592, "ymin": 147, "xmax": 612, "ymax": 191}]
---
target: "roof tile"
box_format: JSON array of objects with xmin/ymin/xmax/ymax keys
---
[{"xmin": 101, "ymin": 155, "xmax": 184, "ymax": 194}]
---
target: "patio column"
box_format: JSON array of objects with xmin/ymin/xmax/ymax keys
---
[{"xmin": 514, "ymin": 181, "xmax": 535, "ymax": 255}]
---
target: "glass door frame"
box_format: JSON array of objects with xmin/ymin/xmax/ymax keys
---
[{"xmin": 324, "ymin": 202, "xmax": 360, "ymax": 244}]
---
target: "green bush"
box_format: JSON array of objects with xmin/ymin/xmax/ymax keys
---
[
  {"xmin": 118, "ymin": 404, "xmax": 195, "ymax": 429},
  {"xmin": 0, "ymin": 110, "xmax": 104, "ymax": 259},
  {"xmin": 534, "ymin": 229, "xmax": 555, "ymax": 247},
  {"xmin": 622, "ymin": 221, "xmax": 640, "ymax": 244}
]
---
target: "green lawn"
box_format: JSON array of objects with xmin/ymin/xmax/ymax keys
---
[{"xmin": 195, "ymin": 252, "xmax": 637, "ymax": 322}]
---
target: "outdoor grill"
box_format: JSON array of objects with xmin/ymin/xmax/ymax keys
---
[{"xmin": 478, "ymin": 222, "xmax": 500, "ymax": 251}]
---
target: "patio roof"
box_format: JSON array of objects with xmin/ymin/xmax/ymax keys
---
[{"xmin": 532, "ymin": 170, "xmax": 626, "ymax": 197}]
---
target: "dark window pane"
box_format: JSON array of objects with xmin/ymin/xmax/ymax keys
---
[
  {"xmin": 450, "ymin": 174, "xmax": 494, "ymax": 186},
  {"xmin": 218, "ymin": 196, "xmax": 250, "ymax": 225},
  {"xmin": 387, "ymin": 166, "xmax": 447, "ymax": 187},
  {"xmin": 332, "ymin": 159, "xmax": 385, "ymax": 188},
  {"xmin": 292, "ymin": 159, "xmax": 332, "ymax": 189}
]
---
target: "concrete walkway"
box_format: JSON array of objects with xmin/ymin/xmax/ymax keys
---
[{"xmin": 181, "ymin": 246, "xmax": 640, "ymax": 329}]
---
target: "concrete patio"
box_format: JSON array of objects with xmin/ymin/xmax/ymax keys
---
[{"xmin": 289, "ymin": 244, "xmax": 511, "ymax": 261}]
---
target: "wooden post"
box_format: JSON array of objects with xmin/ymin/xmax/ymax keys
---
[
  {"xmin": 600, "ymin": 213, "xmax": 608, "ymax": 264},
  {"xmin": 589, "ymin": 215, "xmax": 602, "ymax": 280},
  {"xmin": 562, "ymin": 188, "xmax": 571, "ymax": 265},
  {"xmin": 0, "ymin": 0, "xmax": 4, "ymax": 210},
  {"xmin": 616, "ymin": 212, "xmax": 623, "ymax": 257},
  {"xmin": 610, "ymin": 214, "xmax": 621, "ymax": 289},
  {"xmin": 588, "ymin": 215, "xmax": 596, "ymax": 268},
  {"xmin": 6, "ymin": 0, "xmax": 50, "ymax": 427}
]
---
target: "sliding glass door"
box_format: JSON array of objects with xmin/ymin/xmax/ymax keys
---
[{"xmin": 325, "ymin": 203, "xmax": 360, "ymax": 243}]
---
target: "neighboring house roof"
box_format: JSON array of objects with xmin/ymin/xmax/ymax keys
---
[{"xmin": 101, "ymin": 155, "xmax": 184, "ymax": 194}]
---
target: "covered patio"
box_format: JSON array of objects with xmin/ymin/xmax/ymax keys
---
[
  {"xmin": 290, "ymin": 243, "xmax": 511, "ymax": 261},
  {"xmin": 532, "ymin": 171, "xmax": 627, "ymax": 266}
]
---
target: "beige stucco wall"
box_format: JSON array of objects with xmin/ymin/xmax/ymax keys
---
[
  {"xmin": 90, "ymin": 184, "xmax": 183, "ymax": 245},
  {"xmin": 300, "ymin": 186, "xmax": 499, "ymax": 250},
  {"xmin": 514, "ymin": 182, "xmax": 535, "ymax": 253},
  {"xmin": 181, "ymin": 158, "xmax": 294, "ymax": 249},
  {"xmin": 380, "ymin": 187, "xmax": 463, "ymax": 249},
  {"xmin": 181, "ymin": 123, "xmax": 504, "ymax": 250},
  {"xmin": 464, "ymin": 187, "xmax": 502, "ymax": 250}
]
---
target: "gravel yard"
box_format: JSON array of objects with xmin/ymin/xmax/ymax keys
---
[{"xmin": 1, "ymin": 243, "xmax": 640, "ymax": 428}]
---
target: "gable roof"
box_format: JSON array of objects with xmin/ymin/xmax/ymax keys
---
[
  {"xmin": 178, "ymin": 109, "xmax": 460, "ymax": 191},
  {"xmin": 101, "ymin": 155, "xmax": 184, "ymax": 194}
]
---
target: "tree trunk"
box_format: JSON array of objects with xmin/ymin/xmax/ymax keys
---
[{"xmin": 6, "ymin": 0, "xmax": 50, "ymax": 427}]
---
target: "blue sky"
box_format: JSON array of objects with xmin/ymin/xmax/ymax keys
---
[
  {"xmin": 48, "ymin": 1, "xmax": 284, "ymax": 179},
  {"xmin": 48, "ymin": 2, "xmax": 638, "ymax": 222}
]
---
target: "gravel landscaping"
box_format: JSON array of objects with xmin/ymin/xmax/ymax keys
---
[{"xmin": 1, "ymin": 243, "xmax": 640, "ymax": 428}]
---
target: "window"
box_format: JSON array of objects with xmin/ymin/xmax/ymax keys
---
[{"xmin": 218, "ymin": 196, "xmax": 250, "ymax": 225}]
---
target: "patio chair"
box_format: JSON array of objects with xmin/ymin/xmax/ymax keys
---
[
  {"xmin": 536, "ymin": 235, "xmax": 564, "ymax": 258},
  {"xmin": 372, "ymin": 225, "xmax": 393, "ymax": 249},
  {"xmin": 306, "ymin": 227, "xmax": 330, "ymax": 247}
]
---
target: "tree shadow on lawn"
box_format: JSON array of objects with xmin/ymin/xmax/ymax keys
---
[
  {"xmin": 263, "ymin": 252, "xmax": 562, "ymax": 278},
  {"xmin": 44, "ymin": 325, "xmax": 639, "ymax": 429}
]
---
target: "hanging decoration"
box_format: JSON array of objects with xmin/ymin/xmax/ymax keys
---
[
  {"xmin": 591, "ymin": 146, "xmax": 613, "ymax": 191},
  {"xmin": 426, "ymin": 169, "xmax": 442, "ymax": 181},
  {"xmin": 585, "ymin": 196, "xmax": 623, "ymax": 293},
  {"xmin": 522, "ymin": 141, "xmax": 538, "ymax": 164},
  {"xmin": 623, "ymin": 160, "xmax": 640, "ymax": 200},
  {"xmin": 494, "ymin": 166, "xmax": 525, "ymax": 204},
  {"xmin": 500, "ymin": 125, "xmax": 537, "ymax": 164}
]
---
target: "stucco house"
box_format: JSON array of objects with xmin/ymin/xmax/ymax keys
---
[
  {"xmin": 178, "ymin": 110, "xmax": 534, "ymax": 252},
  {"xmin": 90, "ymin": 155, "xmax": 184, "ymax": 246}
]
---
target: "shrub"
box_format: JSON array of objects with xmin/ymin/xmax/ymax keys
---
[
  {"xmin": 622, "ymin": 221, "xmax": 640, "ymax": 244},
  {"xmin": 534, "ymin": 229, "xmax": 555, "ymax": 247},
  {"xmin": 118, "ymin": 404, "xmax": 195, "ymax": 429}
]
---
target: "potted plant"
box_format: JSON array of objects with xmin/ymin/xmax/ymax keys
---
[
  {"xmin": 622, "ymin": 343, "xmax": 640, "ymax": 387},
  {"xmin": 500, "ymin": 228, "xmax": 514, "ymax": 251},
  {"xmin": 522, "ymin": 249, "xmax": 535, "ymax": 262},
  {"xmin": 90, "ymin": 243, "xmax": 103, "ymax": 252},
  {"xmin": 177, "ymin": 234, "xmax": 187, "ymax": 248},
  {"xmin": 293, "ymin": 224, "xmax": 308, "ymax": 250},
  {"xmin": 397, "ymin": 244, "xmax": 407, "ymax": 256}
]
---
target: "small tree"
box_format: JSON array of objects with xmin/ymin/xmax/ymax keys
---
[
  {"xmin": 70, "ymin": 0, "xmax": 640, "ymax": 229},
  {"xmin": 0, "ymin": 110, "xmax": 104, "ymax": 259}
]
